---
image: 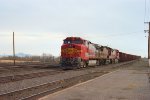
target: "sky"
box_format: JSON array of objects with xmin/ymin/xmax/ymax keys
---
[{"xmin": 0, "ymin": 0, "xmax": 149, "ymax": 57}]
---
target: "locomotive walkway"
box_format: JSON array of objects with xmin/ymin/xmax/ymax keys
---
[{"xmin": 40, "ymin": 59, "xmax": 150, "ymax": 100}]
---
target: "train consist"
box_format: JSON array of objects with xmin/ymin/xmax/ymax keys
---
[{"xmin": 61, "ymin": 37, "xmax": 140, "ymax": 68}]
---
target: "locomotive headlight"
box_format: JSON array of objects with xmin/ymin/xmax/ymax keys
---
[{"xmin": 69, "ymin": 44, "xmax": 72, "ymax": 48}]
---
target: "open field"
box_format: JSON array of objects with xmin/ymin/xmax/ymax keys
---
[{"xmin": 0, "ymin": 60, "xmax": 41, "ymax": 64}]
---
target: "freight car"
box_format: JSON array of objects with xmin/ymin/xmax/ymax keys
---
[{"xmin": 61, "ymin": 37, "xmax": 140, "ymax": 69}]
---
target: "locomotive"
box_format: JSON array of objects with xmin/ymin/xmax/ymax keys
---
[{"xmin": 61, "ymin": 37, "xmax": 140, "ymax": 69}]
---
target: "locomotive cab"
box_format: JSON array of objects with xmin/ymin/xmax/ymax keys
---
[{"xmin": 61, "ymin": 37, "xmax": 89, "ymax": 68}]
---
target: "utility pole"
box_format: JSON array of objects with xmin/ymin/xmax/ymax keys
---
[
  {"xmin": 145, "ymin": 22, "xmax": 150, "ymax": 67},
  {"xmin": 13, "ymin": 32, "xmax": 16, "ymax": 66},
  {"xmin": 43, "ymin": 53, "xmax": 45, "ymax": 64},
  {"xmin": 149, "ymin": 22, "xmax": 150, "ymax": 67}
]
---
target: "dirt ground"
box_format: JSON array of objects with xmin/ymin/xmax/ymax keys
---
[{"xmin": 40, "ymin": 58, "xmax": 150, "ymax": 100}]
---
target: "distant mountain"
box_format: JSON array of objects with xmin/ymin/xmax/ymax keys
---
[
  {"xmin": 16, "ymin": 53, "xmax": 31, "ymax": 57},
  {"xmin": 0, "ymin": 54, "xmax": 12, "ymax": 57},
  {"xmin": 0, "ymin": 53, "xmax": 31, "ymax": 57}
]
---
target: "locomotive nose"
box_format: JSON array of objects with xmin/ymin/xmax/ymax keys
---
[{"xmin": 61, "ymin": 44, "xmax": 81, "ymax": 57}]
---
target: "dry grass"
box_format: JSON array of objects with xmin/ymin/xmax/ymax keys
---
[{"xmin": 0, "ymin": 60, "xmax": 40, "ymax": 63}]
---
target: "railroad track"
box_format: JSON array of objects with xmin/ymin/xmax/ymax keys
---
[
  {"xmin": 0, "ymin": 61, "xmax": 132, "ymax": 84},
  {"xmin": 0, "ymin": 71, "xmax": 109, "ymax": 100},
  {"xmin": 0, "ymin": 60, "xmax": 137, "ymax": 100},
  {"xmin": 0, "ymin": 70, "xmax": 64, "ymax": 84},
  {"xmin": 0, "ymin": 63, "xmax": 59, "ymax": 68}
]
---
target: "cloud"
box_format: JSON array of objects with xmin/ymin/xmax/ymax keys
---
[{"xmin": 0, "ymin": 0, "xmax": 146, "ymax": 57}]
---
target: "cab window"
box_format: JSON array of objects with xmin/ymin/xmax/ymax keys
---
[{"xmin": 64, "ymin": 40, "xmax": 83, "ymax": 44}]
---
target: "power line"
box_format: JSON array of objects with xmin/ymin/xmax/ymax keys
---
[
  {"xmin": 103, "ymin": 31, "xmax": 143, "ymax": 37},
  {"xmin": 87, "ymin": 31, "xmax": 144, "ymax": 39}
]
